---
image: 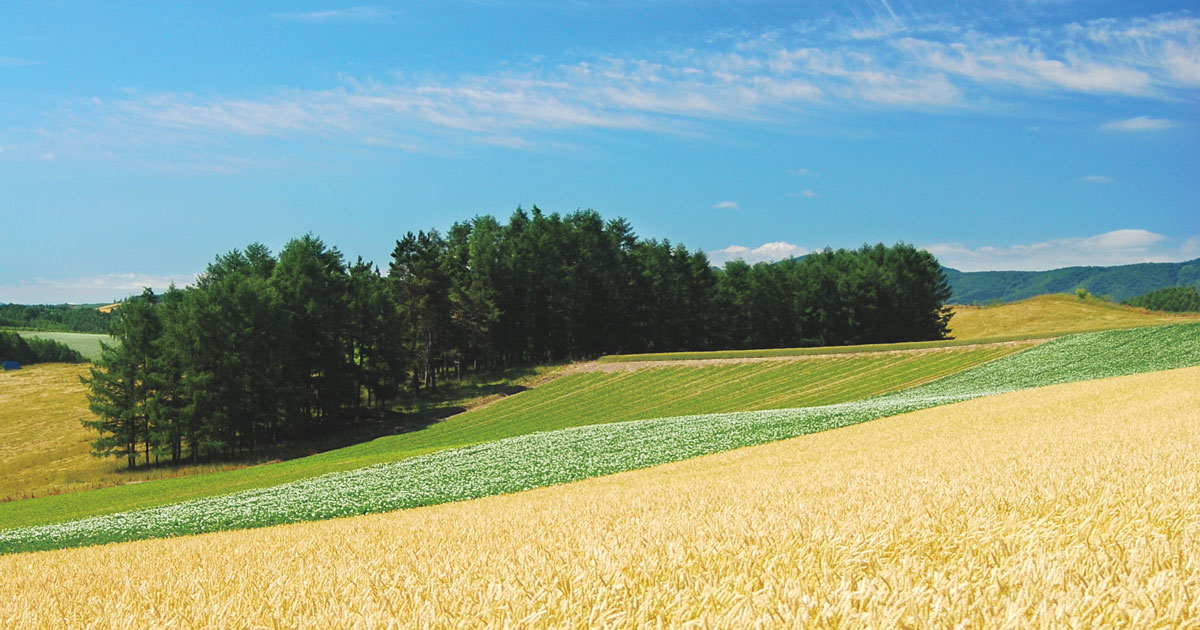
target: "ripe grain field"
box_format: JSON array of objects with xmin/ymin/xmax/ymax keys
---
[
  {"xmin": 0, "ymin": 342, "xmax": 1022, "ymax": 530},
  {"xmin": 5, "ymin": 322, "xmax": 1197, "ymax": 552},
  {"xmin": 5, "ymin": 367, "xmax": 1197, "ymax": 628},
  {"xmin": 947, "ymin": 293, "xmax": 1200, "ymax": 340},
  {"xmin": 0, "ymin": 364, "xmax": 247, "ymax": 502}
]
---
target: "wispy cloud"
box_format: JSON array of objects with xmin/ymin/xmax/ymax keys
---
[
  {"xmin": 1078, "ymin": 175, "xmax": 1113, "ymax": 184},
  {"xmin": 709, "ymin": 241, "xmax": 807, "ymax": 266},
  {"xmin": 1100, "ymin": 116, "xmax": 1175, "ymax": 132},
  {"xmin": 29, "ymin": 11, "xmax": 1200, "ymax": 159},
  {"xmin": 275, "ymin": 6, "xmax": 399, "ymax": 22},
  {"xmin": 791, "ymin": 189, "xmax": 820, "ymax": 198},
  {"xmin": 0, "ymin": 273, "xmax": 199, "ymax": 304},
  {"xmin": 924, "ymin": 229, "xmax": 1190, "ymax": 271},
  {"xmin": 712, "ymin": 200, "xmax": 741, "ymax": 211},
  {"xmin": 789, "ymin": 168, "xmax": 817, "ymax": 176}
]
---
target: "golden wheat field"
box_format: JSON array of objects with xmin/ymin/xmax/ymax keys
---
[
  {"xmin": 947, "ymin": 294, "xmax": 1200, "ymax": 341},
  {"xmin": 0, "ymin": 364, "xmax": 246, "ymax": 502},
  {"xmin": 4, "ymin": 366, "xmax": 1199, "ymax": 629}
]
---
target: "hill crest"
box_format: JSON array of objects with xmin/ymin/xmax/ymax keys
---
[{"xmin": 943, "ymin": 258, "xmax": 1200, "ymax": 303}]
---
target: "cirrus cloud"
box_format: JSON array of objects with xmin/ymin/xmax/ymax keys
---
[{"xmin": 923, "ymin": 229, "xmax": 1188, "ymax": 271}]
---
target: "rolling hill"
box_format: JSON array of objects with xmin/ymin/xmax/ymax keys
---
[
  {"xmin": 4, "ymin": 321, "xmax": 1198, "ymax": 552},
  {"xmin": 947, "ymin": 294, "xmax": 1200, "ymax": 340},
  {"xmin": 5, "ymin": 366, "xmax": 1197, "ymax": 627},
  {"xmin": 943, "ymin": 258, "xmax": 1200, "ymax": 303}
]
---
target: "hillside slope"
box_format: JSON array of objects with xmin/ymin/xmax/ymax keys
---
[
  {"xmin": 947, "ymin": 294, "xmax": 1200, "ymax": 340},
  {"xmin": 944, "ymin": 258, "xmax": 1200, "ymax": 303},
  {"xmin": 5, "ymin": 322, "xmax": 1197, "ymax": 551},
  {"xmin": 0, "ymin": 343, "xmax": 1022, "ymax": 530},
  {"xmin": 5, "ymin": 366, "xmax": 1197, "ymax": 627}
]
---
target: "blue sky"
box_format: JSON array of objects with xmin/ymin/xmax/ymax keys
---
[{"xmin": 2, "ymin": 0, "xmax": 1198, "ymax": 303}]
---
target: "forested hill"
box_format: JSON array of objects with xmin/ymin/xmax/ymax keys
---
[
  {"xmin": 943, "ymin": 258, "xmax": 1200, "ymax": 304},
  {"xmin": 0, "ymin": 303, "xmax": 112, "ymax": 333}
]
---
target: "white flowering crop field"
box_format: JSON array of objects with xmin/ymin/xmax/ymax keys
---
[{"xmin": 2, "ymin": 322, "xmax": 1197, "ymax": 554}]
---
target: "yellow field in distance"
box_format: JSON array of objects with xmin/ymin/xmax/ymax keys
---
[
  {"xmin": 948, "ymin": 293, "xmax": 1200, "ymax": 340},
  {"xmin": 0, "ymin": 364, "xmax": 245, "ymax": 502},
  {"xmin": 5, "ymin": 366, "xmax": 1197, "ymax": 628}
]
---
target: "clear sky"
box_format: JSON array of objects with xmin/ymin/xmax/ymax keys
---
[{"xmin": 2, "ymin": 0, "xmax": 1198, "ymax": 303}]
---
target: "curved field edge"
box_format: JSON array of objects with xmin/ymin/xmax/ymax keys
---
[
  {"xmin": 5, "ymin": 368, "xmax": 1198, "ymax": 628},
  {"xmin": 0, "ymin": 343, "xmax": 1024, "ymax": 530},
  {"xmin": 596, "ymin": 335, "xmax": 1051, "ymax": 362},
  {"xmin": 946, "ymin": 293, "xmax": 1200, "ymax": 341},
  {"xmin": 598, "ymin": 293, "xmax": 1200, "ymax": 362},
  {"xmin": 10, "ymin": 331, "xmax": 113, "ymax": 362},
  {"xmin": 4, "ymin": 322, "xmax": 1198, "ymax": 554}
]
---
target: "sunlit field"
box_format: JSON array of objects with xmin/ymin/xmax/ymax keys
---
[
  {"xmin": 4, "ymin": 366, "xmax": 1196, "ymax": 628},
  {"xmin": 947, "ymin": 293, "xmax": 1200, "ymax": 340},
  {"xmin": 0, "ymin": 364, "xmax": 248, "ymax": 502},
  {"xmin": 0, "ymin": 342, "xmax": 1022, "ymax": 530}
]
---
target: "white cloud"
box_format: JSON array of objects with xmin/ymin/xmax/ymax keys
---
[
  {"xmin": 789, "ymin": 168, "xmax": 817, "ymax": 176},
  {"xmin": 0, "ymin": 273, "xmax": 199, "ymax": 305},
  {"xmin": 1078, "ymin": 175, "xmax": 1113, "ymax": 184},
  {"xmin": 793, "ymin": 189, "xmax": 820, "ymax": 198},
  {"xmin": 709, "ymin": 241, "xmax": 808, "ymax": 266},
  {"xmin": 924, "ymin": 229, "xmax": 1186, "ymax": 271},
  {"xmin": 33, "ymin": 11, "xmax": 1200, "ymax": 157},
  {"xmin": 712, "ymin": 201, "xmax": 741, "ymax": 210},
  {"xmin": 1100, "ymin": 116, "xmax": 1175, "ymax": 132}
]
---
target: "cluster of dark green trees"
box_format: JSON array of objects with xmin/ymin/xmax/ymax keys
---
[
  {"xmin": 0, "ymin": 331, "xmax": 84, "ymax": 364},
  {"xmin": 1123, "ymin": 285, "xmax": 1200, "ymax": 313},
  {"xmin": 85, "ymin": 208, "xmax": 952, "ymax": 469},
  {"xmin": 0, "ymin": 304, "xmax": 112, "ymax": 333}
]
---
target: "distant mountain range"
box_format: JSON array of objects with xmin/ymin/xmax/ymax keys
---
[{"xmin": 943, "ymin": 259, "xmax": 1200, "ymax": 304}]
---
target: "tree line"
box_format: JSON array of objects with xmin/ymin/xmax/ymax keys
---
[
  {"xmin": 1123, "ymin": 285, "xmax": 1200, "ymax": 313},
  {"xmin": 0, "ymin": 304, "xmax": 113, "ymax": 334},
  {"xmin": 0, "ymin": 331, "xmax": 85, "ymax": 365},
  {"xmin": 85, "ymin": 207, "xmax": 951, "ymax": 468}
]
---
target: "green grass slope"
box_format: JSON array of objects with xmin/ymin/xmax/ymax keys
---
[
  {"xmin": 12, "ymin": 331, "xmax": 113, "ymax": 361},
  {"xmin": 0, "ymin": 343, "xmax": 1023, "ymax": 531},
  {"xmin": 5, "ymin": 323, "xmax": 1198, "ymax": 554}
]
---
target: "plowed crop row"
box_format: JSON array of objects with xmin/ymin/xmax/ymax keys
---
[
  {"xmin": 5, "ymin": 366, "xmax": 1198, "ymax": 628},
  {"xmin": 4, "ymin": 323, "xmax": 1196, "ymax": 554}
]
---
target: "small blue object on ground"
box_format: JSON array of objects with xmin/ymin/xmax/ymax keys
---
[{"xmin": 2, "ymin": 361, "xmax": 20, "ymax": 370}]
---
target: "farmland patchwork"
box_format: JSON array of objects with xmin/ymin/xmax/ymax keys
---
[{"xmin": 3, "ymin": 322, "xmax": 1197, "ymax": 554}]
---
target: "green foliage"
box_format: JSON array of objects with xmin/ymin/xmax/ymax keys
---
[
  {"xmin": 716, "ymin": 243, "xmax": 951, "ymax": 348},
  {"xmin": 0, "ymin": 331, "xmax": 84, "ymax": 364},
  {"xmin": 944, "ymin": 258, "xmax": 1200, "ymax": 304},
  {"xmin": 3, "ymin": 344, "xmax": 1014, "ymax": 531},
  {"xmin": 6, "ymin": 322, "xmax": 1199, "ymax": 554},
  {"xmin": 81, "ymin": 239, "xmax": 410, "ymax": 469},
  {"xmin": 75, "ymin": 213, "xmax": 955, "ymax": 472},
  {"xmin": 1123, "ymin": 285, "xmax": 1200, "ymax": 313},
  {"xmin": 0, "ymin": 303, "xmax": 112, "ymax": 333}
]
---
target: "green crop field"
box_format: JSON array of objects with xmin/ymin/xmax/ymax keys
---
[
  {"xmin": 12, "ymin": 331, "xmax": 113, "ymax": 361},
  {"xmin": 0, "ymin": 342, "xmax": 1026, "ymax": 532},
  {"xmin": 4, "ymin": 323, "xmax": 1198, "ymax": 553},
  {"xmin": 5, "ymin": 322, "xmax": 1199, "ymax": 553},
  {"xmin": 595, "ymin": 336, "xmax": 1047, "ymax": 362}
]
